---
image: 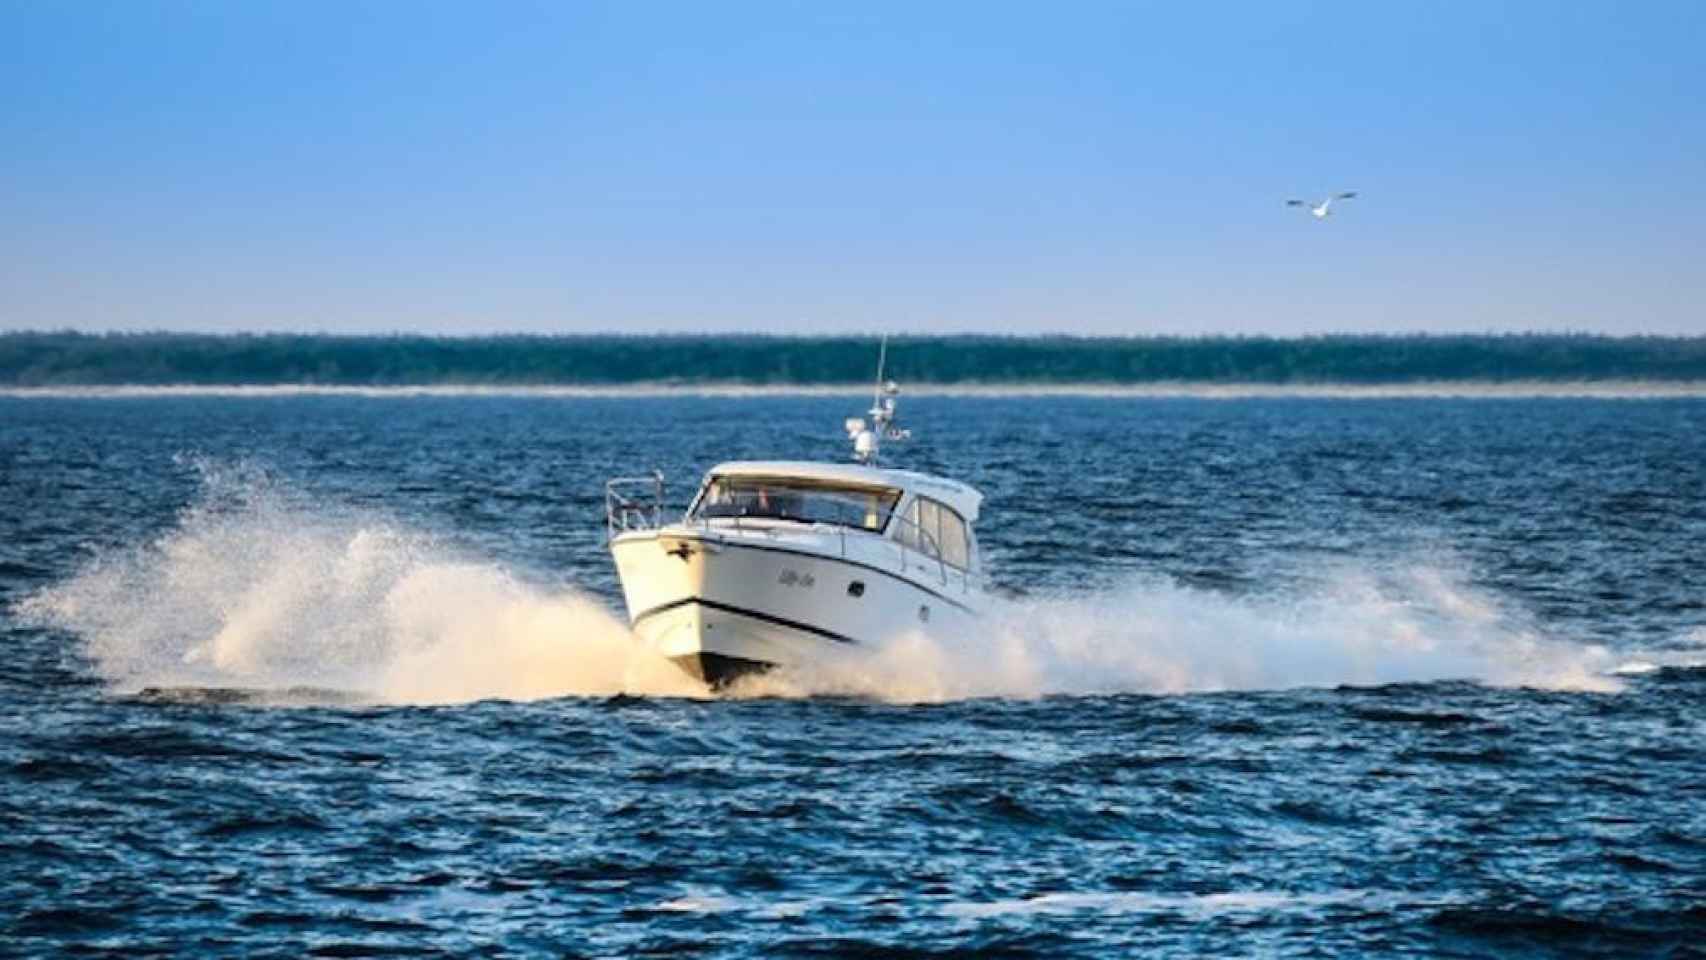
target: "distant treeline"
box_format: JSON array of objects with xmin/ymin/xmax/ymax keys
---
[{"xmin": 2, "ymin": 332, "xmax": 1705, "ymax": 385}]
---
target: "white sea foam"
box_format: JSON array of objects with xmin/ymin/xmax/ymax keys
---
[
  {"xmin": 5, "ymin": 379, "xmax": 1706, "ymax": 400},
  {"xmin": 738, "ymin": 564, "xmax": 1623, "ymax": 700},
  {"xmin": 21, "ymin": 467, "xmax": 1628, "ymax": 705},
  {"xmin": 1610, "ymin": 627, "xmax": 1706, "ymax": 676},
  {"xmin": 19, "ymin": 464, "xmax": 704, "ymax": 704}
]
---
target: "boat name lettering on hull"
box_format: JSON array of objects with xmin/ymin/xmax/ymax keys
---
[{"xmin": 777, "ymin": 569, "xmax": 816, "ymax": 589}]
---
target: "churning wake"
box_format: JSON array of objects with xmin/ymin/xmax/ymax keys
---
[
  {"xmin": 22, "ymin": 466, "xmax": 1628, "ymax": 706},
  {"xmin": 19, "ymin": 464, "xmax": 704, "ymax": 704},
  {"xmin": 741, "ymin": 567, "xmax": 1623, "ymax": 701}
]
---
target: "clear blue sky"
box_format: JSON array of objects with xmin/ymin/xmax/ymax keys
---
[{"xmin": 2, "ymin": 1, "xmax": 1702, "ymax": 336}]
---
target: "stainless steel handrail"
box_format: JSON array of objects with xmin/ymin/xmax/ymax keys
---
[{"xmin": 605, "ymin": 471, "xmax": 665, "ymax": 542}]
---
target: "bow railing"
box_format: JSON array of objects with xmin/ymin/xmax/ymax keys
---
[{"xmin": 606, "ymin": 472, "xmax": 665, "ymax": 542}]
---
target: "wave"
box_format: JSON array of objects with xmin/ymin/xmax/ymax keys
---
[
  {"xmin": 6, "ymin": 332, "xmax": 1706, "ymax": 387},
  {"xmin": 19, "ymin": 465, "xmax": 1635, "ymax": 705},
  {"xmin": 655, "ymin": 887, "xmax": 1402, "ymax": 919}
]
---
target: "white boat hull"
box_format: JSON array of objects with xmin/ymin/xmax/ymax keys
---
[{"xmin": 611, "ymin": 528, "xmax": 980, "ymax": 687}]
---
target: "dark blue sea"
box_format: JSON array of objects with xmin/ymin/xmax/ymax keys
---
[{"xmin": 3, "ymin": 392, "xmax": 1704, "ymax": 957}]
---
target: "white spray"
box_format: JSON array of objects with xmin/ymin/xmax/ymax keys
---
[
  {"xmin": 20, "ymin": 464, "xmax": 704, "ymax": 704},
  {"xmin": 22, "ymin": 466, "xmax": 1631, "ymax": 706},
  {"xmin": 738, "ymin": 565, "xmax": 1622, "ymax": 701}
]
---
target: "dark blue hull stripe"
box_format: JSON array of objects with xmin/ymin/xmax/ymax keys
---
[{"xmin": 631, "ymin": 597, "xmax": 859, "ymax": 646}]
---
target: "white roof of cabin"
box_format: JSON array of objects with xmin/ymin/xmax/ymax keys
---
[{"xmin": 706, "ymin": 460, "xmax": 983, "ymax": 523}]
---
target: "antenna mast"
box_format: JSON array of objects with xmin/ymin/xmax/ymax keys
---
[
  {"xmin": 872, "ymin": 333, "xmax": 889, "ymax": 411},
  {"xmin": 844, "ymin": 334, "xmax": 908, "ymax": 465}
]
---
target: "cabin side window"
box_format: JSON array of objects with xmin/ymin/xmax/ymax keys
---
[
  {"xmin": 896, "ymin": 500, "xmax": 922, "ymax": 552},
  {"xmin": 898, "ymin": 496, "xmax": 970, "ymax": 570},
  {"xmin": 917, "ymin": 499, "xmax": 940, "ymax": 555},
  {"xmin": 938, "ymin": 507, "xmax": 969, "ymax": 570}
]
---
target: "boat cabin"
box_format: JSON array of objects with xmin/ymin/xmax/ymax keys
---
[{"xmin": 686, "ymin": 460, "xmax": 983, "ymax": 575}]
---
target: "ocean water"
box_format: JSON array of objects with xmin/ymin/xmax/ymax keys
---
[{"xmin": 3, "ymin": 393, "xmax": 1704, "ymax": 957}]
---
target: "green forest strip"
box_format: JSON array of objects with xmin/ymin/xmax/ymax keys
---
[{"xmin": 3, "ymin": 332, "xmax": 1705, "ymax": 386}]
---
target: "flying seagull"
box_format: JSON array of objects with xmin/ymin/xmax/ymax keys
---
[{"xmin": 1286, "ymin": 191, "xmax": 1358, "ymax": 219}]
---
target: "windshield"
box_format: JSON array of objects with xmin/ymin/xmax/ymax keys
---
[{"xmin": 691, "ymin": 477, "xmax": 902, "ymax": 532}]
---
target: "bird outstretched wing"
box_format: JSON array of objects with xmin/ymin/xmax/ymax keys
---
[
  {"xmin": 1336, "ymin": 191, "xmax": 1358, "ymax": 200},
  {"xmin": 1285, "ymin": 199, "xmax": 1308, "ymax": 206}
]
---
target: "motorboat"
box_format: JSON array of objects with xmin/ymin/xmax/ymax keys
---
[{"xmin": 605, "ymin": 343, "xmax": 990, "ymax": 688}]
